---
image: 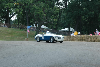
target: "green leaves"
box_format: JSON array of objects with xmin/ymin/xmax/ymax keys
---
[
  {"xmin": 1, "ymin": 0, "xmax": 100, "ymax": 35},
  {"xmin": 64, "ymin": 0, "xmax": 100, "ymax": 34}
]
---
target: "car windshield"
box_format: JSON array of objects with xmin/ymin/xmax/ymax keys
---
[
  {"xmin": 46, "ymin": 31, "xmax": 56, "ymax": 35},
  {"xmin": 46, "ymin": 32, "xmax": 51, "ymax": 34}
]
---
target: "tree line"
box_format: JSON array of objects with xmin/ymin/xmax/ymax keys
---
[{"xmin": 0, "ymin": 0, "xmax": 100, "ymax": 34}]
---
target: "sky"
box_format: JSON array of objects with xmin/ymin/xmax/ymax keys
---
[
  {"xmin": 11, "ymin": 14, "xmax": 17, "ymax": 21},
  {"xmin": 59, "ymin": 0, "xmax": 62, "ymax": 2}
]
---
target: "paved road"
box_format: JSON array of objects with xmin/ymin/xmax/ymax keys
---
[{"xmin": 0, "ymin": 41, "xmax": 100, "ymax": 67}]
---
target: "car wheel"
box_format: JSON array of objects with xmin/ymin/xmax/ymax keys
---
[
  {"xmin": 37, "ymin": 37, "xmax": 40, "ymax": 42},
  {"xmin": 50, "ymin": 37, "xmax": 54, "ymax": 43},
  {"xmin": 46, "ymin": 41, "xmax": 49, "ymax": 43},
  {"xmin": 60, "ymin": 41, "xmax": 63, "ymax": 43}
]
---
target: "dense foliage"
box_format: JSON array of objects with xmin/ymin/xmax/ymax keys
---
[
  {"xmin": 0, "ymin": 0, "xmax": 100, "ymax": 34},
  {"xmin": 65, "ymin": 0, "xmax": 100, "ymax": 34}
]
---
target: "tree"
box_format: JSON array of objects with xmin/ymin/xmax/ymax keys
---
[
  {"xmin": 0, "ymin": 0, "xmax": 16, "ymax": 27},
  {"xmin": 60, "ymin": 0, "xmax": 100, "ymax": 34},
  {"xmin": 15, "ymin": 0, "xmax": 61, "ymax": 34}
]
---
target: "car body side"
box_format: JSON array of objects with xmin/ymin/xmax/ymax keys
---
[{"xmin": 35, "ymin": 33, "xmax": 64, "ymax": 42}]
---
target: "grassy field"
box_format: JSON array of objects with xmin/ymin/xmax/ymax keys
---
[{"xmin": 0, "ymin": 27, "xmax": 36, "ymax": 41}]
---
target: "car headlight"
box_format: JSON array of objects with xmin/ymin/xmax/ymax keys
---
[
  {"xmin": 55, "ymin": 36, "xmax": 58, "ymax": 38},
  {"xmin": 55, "ymin": 36, "xmax": 61, "ymax": 39},
  {"xmin": 58, "ymin": 37, "xmax": 61, "ymax": 39}
]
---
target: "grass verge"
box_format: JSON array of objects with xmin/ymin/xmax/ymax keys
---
[{"xmin": 0, "ymin": 27, "xmax": 36, "ymax": 41}]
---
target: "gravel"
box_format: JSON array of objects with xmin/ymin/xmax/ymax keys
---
[{"xmin": 0, "ymin": 41, "xmax": 100, "ymax": 67}]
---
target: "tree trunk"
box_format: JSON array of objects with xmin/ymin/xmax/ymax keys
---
[
  {"xmin": 36, "ymin": 27, "xmax": 39, "ymax": 35},
  {"xmin": 18, "ymin": 18, "xmax": 19, "ymax": 28},
  {"xmin": 26, "ymin": 11, "xmax": 29, "ymax": 26},
  {"xmin": 35, "ymin": 21, "xmax": 43, "ymax": 35},
  {"xmin": 68, "ymin": 23, "xmax": 70, "ymax": 35},
  {"xmin": 65, "ymin": 0, "xmax": 68, "ymax": 9},
  {"xmin": 35, "ymin": 23, "xmax": 39, "ymax": 35},
  {"xmin": 5, "ymin": 8, "xmax": 11, "ymax": 28}
]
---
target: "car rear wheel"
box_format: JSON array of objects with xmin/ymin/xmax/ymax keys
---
[
  {"xmin": 37, "ymin": 37, "xmax": 40, "ymax": 42},
  {"xmin": 50, "ymin": 37, "xmax": 54, "ymax": 43}
]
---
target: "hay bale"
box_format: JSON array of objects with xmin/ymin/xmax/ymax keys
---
[
  {"xmin": 71, "ymin": 36, "xmax": 74, "ymax": 41},
  {"xmin": 80, "ymin": 35, "xmax": 83, "ymax": 41},
  {"xmin": 97, "ymin": 36, "xmax": 100, "ymax": 42},
  {"xmin": 64, "ymin": 35, "xmax": 100, "ymax": 42}
]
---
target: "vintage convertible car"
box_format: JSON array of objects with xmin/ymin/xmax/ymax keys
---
[{"xmin": 35, "ymin": 31, "xmax": 64, "ymax": 43}]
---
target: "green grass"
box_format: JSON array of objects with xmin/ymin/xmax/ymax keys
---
[{"xmin": 0, "ymin": 27, "xmax": 36, "ymax": 41}]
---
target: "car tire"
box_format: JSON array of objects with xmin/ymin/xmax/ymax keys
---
[
  {"xmin": 36, "ymin": 37, "xmax": 40, "ymax": 42},
  {"xmin": 60, "ymin": 41, "xmax": 63, "ymax": 43},
  {"xmin": 46, "ymin": 41, "xmax": 49, "ymax": 43},
  {"xmin": 50, "ymin": 37, "xmax": 54, "ymax": 43}
]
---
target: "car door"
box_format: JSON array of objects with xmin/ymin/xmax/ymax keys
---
[{"xmin": 44, "ymin": 34, "xmax": 51, "ymax": 41}]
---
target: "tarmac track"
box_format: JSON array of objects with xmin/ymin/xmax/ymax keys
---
[{"xmin": 0, "ymin": 41, "xmax": 100, "ymax": 67}]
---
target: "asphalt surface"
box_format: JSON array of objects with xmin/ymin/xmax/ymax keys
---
[{"xmin": 0, "ymin": 41, "xmax": 100, "ymax": 67}]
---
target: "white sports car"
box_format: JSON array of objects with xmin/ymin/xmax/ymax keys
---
[{"xmin": 35, "ymin": 31, "xmax": 64, "ymax": 43}]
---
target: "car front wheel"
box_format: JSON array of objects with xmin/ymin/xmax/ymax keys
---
[
  {"xmin": 50, "ymin": 37, "xmax": 54, "ymax": 43},
  {"xmin": 60, "ymin": 41, "xmax": 63, "ymax": 43},
  {"xmin": 37, "ymin": 37, "xmax": 40, "ymax": 42}
]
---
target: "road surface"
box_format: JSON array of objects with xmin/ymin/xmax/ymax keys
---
[{"xmin": 0, "ymin": 41, "xmax": 100, "ymax": 67}]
